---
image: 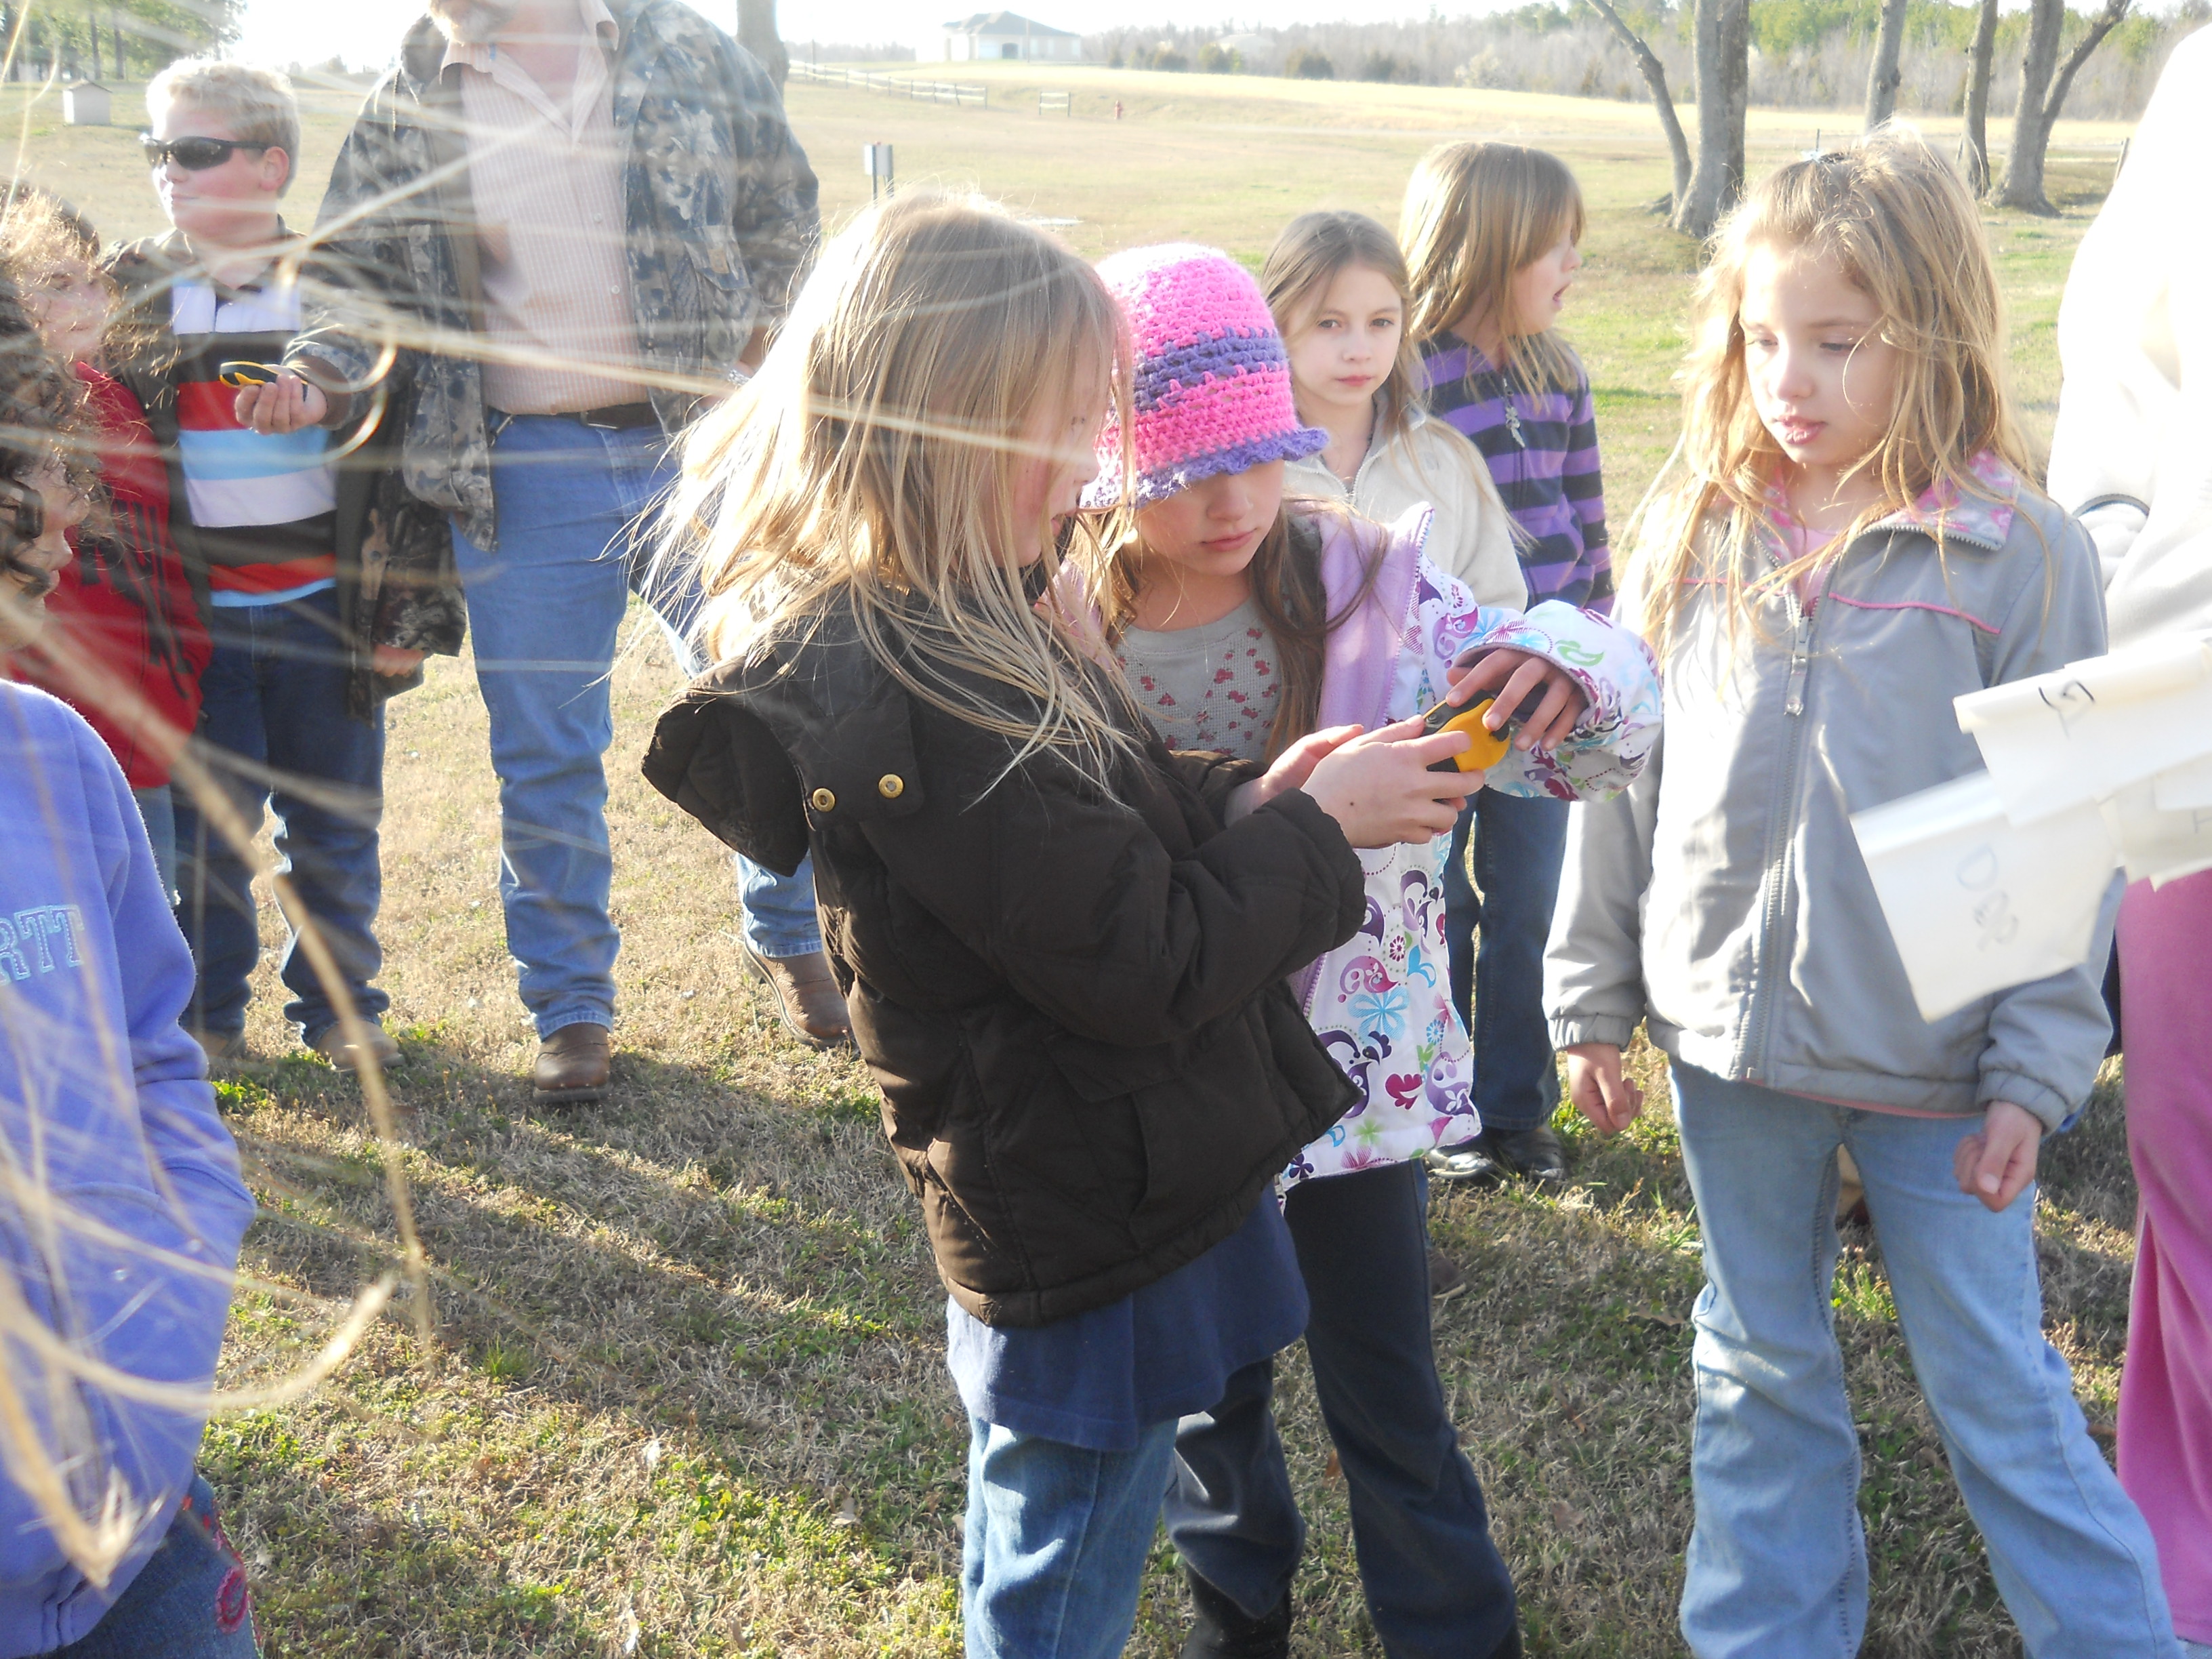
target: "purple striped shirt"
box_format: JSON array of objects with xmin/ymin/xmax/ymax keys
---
[{"xmin": 1418, "ymin": 335, "xmax": 1612, "ymax": 613}]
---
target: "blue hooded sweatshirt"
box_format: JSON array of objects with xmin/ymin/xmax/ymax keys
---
[{"xmin": 0, "ymin": 682, "xmax": 254, "ymax": 1656}]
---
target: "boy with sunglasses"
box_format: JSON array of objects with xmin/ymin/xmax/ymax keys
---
[{"xmin": 105, "ymin": 59, "xmax": 462, "ymax": 1072}]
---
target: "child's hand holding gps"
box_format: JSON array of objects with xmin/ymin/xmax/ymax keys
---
[{"xmin": 1431, "ymin": 649, "xmax": 1591, "ymax": 761}]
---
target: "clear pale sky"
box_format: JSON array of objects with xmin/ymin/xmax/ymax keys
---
[{"xmin": 232, "ymin": 0, "xmax": 1493, "ymax": 69}]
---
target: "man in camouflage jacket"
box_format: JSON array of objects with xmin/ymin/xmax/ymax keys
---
[{"xmin": 249, "ymin": 0, "xmax": 827, "ymax": 1103}]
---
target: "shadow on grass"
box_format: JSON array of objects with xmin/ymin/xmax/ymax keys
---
[
  {"xmin": 218, "ymin": 1031, "xmax": 969, "ymax": 1538},
  {"xmin": 213, "ymin": 1033, "xmax": 2143, "ymax": 1658},
  {"xmin": 199, "ymin": 1453, "xmax": 611, "ymax": 1659}
]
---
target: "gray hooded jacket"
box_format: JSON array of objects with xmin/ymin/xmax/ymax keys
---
[{"xmin": 1545, "ymin": 461, "xmax": 2116, "ymax": 1132}]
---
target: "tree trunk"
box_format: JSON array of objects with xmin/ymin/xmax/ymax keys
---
[
  {"xmin": 2043, "ymin": 0, "xmax": 2131, "ymax": 134},
  {"xmin": 87, "ymin": 11, "xmax": 100, "ymax": 81},
  {"xmin": 1961, "ymin": 0, "xmax": 1999, "ymax": 192},
  {"xmin": 1997, "ymin": 0, "xmax": 2066, "ymax": 211},
  {"xmin": 115, "ymin": 17, "xmax": 125, "ymax": 82},
  {"xmin": 1674, "ymin": 0, "xmax": 1750, "ymax": 240},
  {"xmin": 1864, "ymin": 0, "xmax": 1909, "ymax": 129},
  {"xmin": 736, "ymin": 0, "xmax": 788, "ymax": 87},
  {"xmin": 1997, "ymin": 0, "xmax": 2128, "ymax": 212},
  {"xmin": 1585, "ymin": 0, "xmax": 1693, "ymax": 210}
]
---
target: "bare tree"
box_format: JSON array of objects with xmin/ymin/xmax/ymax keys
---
[
  {"xmin": 1584, "ymin": 0, "xmax": 1692, "ymax": 211},
  {"xmin": 1675, "ymin": 0, "xmax": 1750, "ymax": 240},
  {"xmin": 737, "ymin": 0, "xmax": 788, "ymax": 87},
  {"xmin": 1961, "ymin": 0, "xmax": 2000, "ymax": 192},
  {"xmin": 1998, "ymin": 0, "xmax": 2131, "ymax": 212},
  {"xmin": 1864, "ymin": 0, "xmax": 1909, "ymax": 129}
]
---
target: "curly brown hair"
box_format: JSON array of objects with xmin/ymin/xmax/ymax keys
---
[{"xmin": 0, "ymin": 192, "xmax": 101, "ymax": 581}]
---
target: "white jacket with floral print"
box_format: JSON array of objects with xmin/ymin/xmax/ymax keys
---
[{"xmin": 1284, "ymin": 504, "xmax": 1661, "ymax": 1187}]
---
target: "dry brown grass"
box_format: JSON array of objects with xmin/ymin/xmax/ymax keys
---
[{"xmin": 0, "ymin": 66, "xmax": 2145, "ymax": 1658}]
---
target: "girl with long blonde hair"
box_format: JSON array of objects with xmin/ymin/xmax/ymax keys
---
[
  {"xmin": 1547, "ymin": 129, "xmax": 2180, "ymax": 1657},
  {"xmin": 1401, "ymin": 141, "xmax": 1605, "ymax": 1189},
  {"xmin": 644, "ymin": 195, "xmax": 1481, "ymax": 1659}
]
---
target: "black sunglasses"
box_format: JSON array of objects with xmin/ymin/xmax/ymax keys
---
[{"xmin": 140, "ymin": 134, "xmax": 273, "ymax": 171}]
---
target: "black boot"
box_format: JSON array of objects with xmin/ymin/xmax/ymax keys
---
[{"xmin": 1178, "ymin": 1568, "xmax": 1292, "ymax": 1659}]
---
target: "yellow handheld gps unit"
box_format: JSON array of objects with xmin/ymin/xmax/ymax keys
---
[
  {"xmin": 1422, "ymin": 680, "xmax": 1557, "ymax": 773},
  {"xmin": 217, "ymin": 361, "xmax": 286, "ymax": 389},
  {"xmin": 1421, "ymin": 695, "xmax": 1513, "ymax": 774}
]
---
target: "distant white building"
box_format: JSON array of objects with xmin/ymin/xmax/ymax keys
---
[{"xmin": 941, "ymin": 12, "xmax": 1084, "ymax": 62}]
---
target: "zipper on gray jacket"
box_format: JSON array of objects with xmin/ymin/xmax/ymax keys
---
[
  {"xmin": 1743, "ymin": 573, "xmax": 1821, "ymax": 1080},
  {"xmin": 1782, "ymin": 602, "xmax": 1815, "ymax": 717}
]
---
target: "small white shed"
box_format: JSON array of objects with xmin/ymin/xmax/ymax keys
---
[{"xmin": 63, "ymin": 83, "xmax": 111, "ymax": 127}]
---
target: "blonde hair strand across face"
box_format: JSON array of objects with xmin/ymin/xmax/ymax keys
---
[{"xmin": 661, "ymin": 194, "xmax": 1143, "ymax": 790}]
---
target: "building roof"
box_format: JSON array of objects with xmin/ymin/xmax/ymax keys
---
[{"xmin": 941, "ymin": 11, "xmax": 1081, "ymax": 38}]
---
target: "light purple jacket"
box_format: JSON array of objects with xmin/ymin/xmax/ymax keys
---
[{"xmin": 1283, "ymin": 504, "xmax": 1660, "ymax": 1183}]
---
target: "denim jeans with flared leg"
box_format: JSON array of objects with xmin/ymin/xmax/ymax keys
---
[{"xmin": 1671, "ymin": 1061, "xmax": 2179, "ymax": 1659}]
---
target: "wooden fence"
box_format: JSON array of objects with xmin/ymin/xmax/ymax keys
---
[{"xmin": 789, "ymin": 62, "xmax": 987, "ymax": 108}]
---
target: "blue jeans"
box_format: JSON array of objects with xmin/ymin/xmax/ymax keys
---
[
  {"xmin": 1443, "ymin": 791, "xmax": 1569, "ymax": 1134},
  {"xmin": 1170, "ymin": 1162, "xmax": 1517, "ymax": 1658},
  {"xmin": 59, "ymin": 1473, "xmax": 258, "ymax": 1657},
  {"xmin": 963, "ymin": 1414, "xmax": 1179, "ymax": 1659},
  {"xmin": 174, "ymin": 589, "xmax": 387, "ymax": 1043},
  {"xmin": 1672, "ymin": 1063, "xmax": 2179, "ymax": 1659},
  {"xmin": 453, "ymin": 415, "xmax": 821, "ymax": 1033},
  {"xmin": 738, "ymin": 853, "xmax": 822, "ymax": 958},
  {"xmin": 134, "ymin": 784, "xmax": 177, "ymax": 904}
]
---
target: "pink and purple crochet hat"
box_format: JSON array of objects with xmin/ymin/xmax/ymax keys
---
[{"xmin": 1086, "ymin": 243, "xmax": 1328, "ymax": 508}]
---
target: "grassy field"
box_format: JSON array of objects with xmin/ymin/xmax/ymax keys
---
[{"xmin": 2, "ymin": 64, "xmax": 2146, "ymax": 1658}]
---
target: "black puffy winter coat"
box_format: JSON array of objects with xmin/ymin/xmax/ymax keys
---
[{"xmin": 642, "ymin": 611, "xmax": 1364, "ymax": 1326}]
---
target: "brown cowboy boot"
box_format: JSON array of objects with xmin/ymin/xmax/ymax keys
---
[
  {"xmin": 310, "ymin": 1023, "xmax": 401, "ymax": 1073},
  {"xmin": 533, "ymin": 1021, "xmax": 611, "ymax": 1105},
  {"xmin": 743, "ymin": 946, "xmax": 853, "ymax": 1049}
]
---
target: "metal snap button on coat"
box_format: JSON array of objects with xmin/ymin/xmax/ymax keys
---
[
  {"xmin": 811, "ymin": 787, "xmax": 836, "ymax": 813},
  {"xmin": 878, "ymin": 774, "xmax": 905, "ymax": 800}
]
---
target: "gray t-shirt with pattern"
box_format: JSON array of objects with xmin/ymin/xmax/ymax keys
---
[{"xmin": 1115, "ymin": 599, "xmax": 1281, "ymax": 765}]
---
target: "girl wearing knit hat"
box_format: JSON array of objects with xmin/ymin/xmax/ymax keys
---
[
  {"xmin": 1069, "ymin": 241, "xmax": 1660, "ymax": 1658},
  {"xmin": 647, "ymin": 196, "xmax": 1496, "ymax": 1659}
]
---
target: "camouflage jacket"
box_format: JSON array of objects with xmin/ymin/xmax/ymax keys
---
[
  {"xmin": 107, "ymin": 230, "xmax": 466, "ymax": 720},
  {"xmin": 290, "ymin": 0, "xmax": 821, "ymax": 551}
]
